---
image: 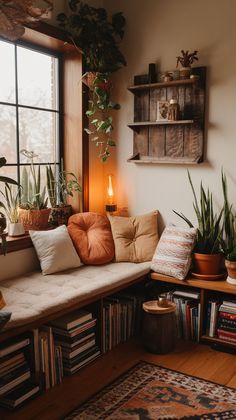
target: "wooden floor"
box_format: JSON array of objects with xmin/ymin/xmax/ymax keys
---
[{"xmin": 1, "ymin": 339, "xmax": 236, "ymax": 420}]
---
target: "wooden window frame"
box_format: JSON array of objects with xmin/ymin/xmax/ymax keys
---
[{"xmin": 0, "ymin": 22, "xmax": 89, "ymax": 255}]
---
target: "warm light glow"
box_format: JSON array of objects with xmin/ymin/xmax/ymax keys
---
[{"xmin": 107, "ymin": 175, "xmax": 114, "ymax": 203}]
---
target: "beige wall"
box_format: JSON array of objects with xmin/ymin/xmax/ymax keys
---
[{"xmin": 99, "ymin": 0, "xmax": 236, "ymax": 228}]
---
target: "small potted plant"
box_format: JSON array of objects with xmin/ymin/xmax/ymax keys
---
[
  {"xmin": 0, "ymin": 157, "xmax": 19, "ymax": 253},
  {"xmin": 0, "ymin": 183, "xmax": 24, "ymax": 236},
  {"xmin": 174, "ymin": 171, "xmax": 223, "ymax": 276},
  {"xmin": 18, "ymin": 150, "xmax": 50, "ymax": 231},
  {"xmin": 46, "ymin": 164, "xmax": 82, "ymax": 226},
  {"xmin": 221, "ymin": 171, "xmax": 236, "ymax": 284},
  {"xmin": 176, "ymin": 50, "xmax": 198, "ymax": 79}
]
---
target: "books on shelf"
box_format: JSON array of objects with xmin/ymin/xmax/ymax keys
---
[
  {"xmin": 63, "ymin": 346, "xmax": 100, "ymax": 375},
  {"xmin": 50, "ymin": 309, "xmax": 92, "ymax": 330},
  {"xmin": 217, "ymin": 328, "xmax": 236, "ymax": 343},
  {"xmin": 0, "ymin": 382, "xmax": 40, "ymax": 409},
  {"xmin": 173, "ymin": 293, "xmax": 200, "ymax": 342},
  {"xmin": 0, "ymin": 338, "xmax": 30, "ymax": 358}
]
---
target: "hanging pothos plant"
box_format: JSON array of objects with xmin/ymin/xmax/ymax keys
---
[{"xmin": 57, "ymin": 0, "xmax": 126, "ymax": 162}]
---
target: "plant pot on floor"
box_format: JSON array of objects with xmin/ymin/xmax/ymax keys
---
[
  {"xmin": 18, "ymin": 208, "xmax": 51, "ymax": 231},
  {"xmin": 193, "ymin": 252, "xmax": 223, "ymax": 275},
  {"xmin": 225, "ymin": 260, "xmax": 236, "ymax": 285},
  {"xmin": 49, "ymin": 205, "xmax": 72, "ymax": 227},
  {"xmin": 8, "ymin": 222, "xmax": 25, "ymax": 237}
]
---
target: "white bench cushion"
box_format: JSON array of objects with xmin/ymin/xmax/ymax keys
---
[{"xmin": 0, "ymin": 262, "xmax": 151, "ymax": 330}]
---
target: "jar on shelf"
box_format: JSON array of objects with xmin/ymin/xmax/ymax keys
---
[{"xmin": 168, "ymin": 99, "xmax": 179, "ymax": 121}]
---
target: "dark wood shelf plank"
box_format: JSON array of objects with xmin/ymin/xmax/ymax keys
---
[
  {"xmin": 128, "ymin": 78, "xmax": 196, "ymax": 92},
  {"xmin": 127, "ymin": 154, "xmax": 201, "ymax": 165},
  {"xmin": 128, "ymin": 120, "xmax": 194, "ymax": 128}
]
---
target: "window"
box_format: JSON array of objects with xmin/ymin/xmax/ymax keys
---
[{"xmin": 0, "ymin": 38, "xmax": 61, "ymax": 184}]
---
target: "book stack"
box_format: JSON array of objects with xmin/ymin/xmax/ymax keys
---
[
  {"xmin": 50, "ymin": 309, "xmax": 100, "ymax": 375},
  {"xmin": 217, "ymin": 300, "xmax": 236, "ymax": 344},
  {"xmin": 0, "ymin": 337, "xmax": 40, "ymax": 409},
  {"xmin": 103, "ymin": 293, "xmax": 143, "ymax": 352},
  {"xmin": 172, "ymin": 289, "xmax": 201, "ymax": 342}
]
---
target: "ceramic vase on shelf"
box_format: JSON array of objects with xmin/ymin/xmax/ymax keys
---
[{"xmin": 8, "ymin": 222, "xmax": 25, "ymax": 237}]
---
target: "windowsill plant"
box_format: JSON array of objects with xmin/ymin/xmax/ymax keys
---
[
  {"xmin": 173, "ymin": 170, "xmax": 223, "ymax": 275},
  {"xmin": 18, "ymin": 150, "xmax": 50, "ymax": 231},
  {"xmin": 57, "ymin": 0, "xmax": 126, "ymax": 162},
  {"xmin": 0, "ymin": 157, "xmax": 19, "ymax": 253},
  {"xmin": 46, "ymin": 163, "xmax": 82, "ymax": 226}
]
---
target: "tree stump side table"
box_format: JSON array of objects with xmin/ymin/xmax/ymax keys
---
[{"xmin": 142, "ymin": 300, "xmax": 177, "ymax": 354}]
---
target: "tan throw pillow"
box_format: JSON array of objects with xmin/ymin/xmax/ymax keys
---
[
  {"xmin": 151, "ymin": 225, "xmax": 197, "ymax": 280},
  {"xmin": 108, "ymin": 211, "xmax": 158, "ymax": 263}
]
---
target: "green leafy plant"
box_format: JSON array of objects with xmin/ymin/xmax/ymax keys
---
[
  {"xmin": 173, "ymin": 171, "xmax": 223, "ymax": 254},
  {"xmin": 176, "ymin": 50, "xmax": 198, "ymax": 68},
  {"xmin": 19, "ymin": 150, "xmax": 48, "ymax": 210},
  {"xmin": 57, "ymin": 0, "xmax": 126, "ymax": 73},
  {"xmin": 46, "ymin": 164, "xmax": 82, "ymax": 207},
  {"xmin": 85, "ymin": 73, "xmax": 120, "ymax": 161},
  {"xmin": 0, "ymin": 157, "xmax": 18, "ymax": 186},
  {"xmin": 0, "ymin": 183, "xmax": 21, "ymax": 223},
  {"xmin": 220, "ymin": 171, "xmax": 236, "ymax": 261}
]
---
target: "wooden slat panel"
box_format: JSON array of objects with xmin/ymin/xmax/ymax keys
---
[
  {"xmin": 166, "ymin": 125, "xmax": 184, "ymax": 157},
  {"xmin": 149, "ymin": 87, "xmax": 167, "ymax": 156},
  {"xmin": 134, "ymin": 128, "xmax": 149, "ymax": 155},
  {"xmin": 134, "ymin": 91, "xmax": 150, "ymax": 121}
]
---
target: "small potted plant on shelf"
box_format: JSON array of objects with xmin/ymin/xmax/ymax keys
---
[
  {"xmin": 176, "ymin": 50, "xmax": 198, "ymax": 79},
  {"xmin": 18, "ymin": 150, "xmax": 50, "ymax": 231},
  {"xmin": 0, "ymin": 183, "xmax": 24, "ymax": 237},
  {"xmin": 57, "ymin": 0, "xmax": 126, "ymax": 161},
  {"xmin": 46, "ymin": 164, "xmax": 82, "ymax": 226},
  {"xmin": 173, "ymin": 170, "xmax": 223, "ymax": 277},
  {"xmin": 0, "ymin": 156, "xmax": 19, "ymax": 253},
  {"xmin": 221, "ymin": 171, "xmax": 236, "ymax": 284}
]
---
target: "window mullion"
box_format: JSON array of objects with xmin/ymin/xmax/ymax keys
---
[{"xmin": 14, "ymin": 44, "xmax": 20, "ymax": 184}]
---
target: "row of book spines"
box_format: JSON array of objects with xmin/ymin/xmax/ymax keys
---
[
  {"xmin": 205, "ymin": 302, "xmax": 236, "ymax": 338},
  {"xmin": 174, "ymin": 297, "xmax": 200, "ymax": 342}
]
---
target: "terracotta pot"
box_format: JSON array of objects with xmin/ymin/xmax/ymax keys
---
[
  {"xmin": 49, "ymin": 205, "xmax": 72, "ymax": 227},
  {"xmin": 225, "ymin": 260, "xmax": 236, "ymax": 285},
  {"xmin": 18, "ymin": 208, "xmax": 51, "ymax": 231},
  {"xmin": 193, "ymin": 252, "xmax": 222, "ymax": 275}
]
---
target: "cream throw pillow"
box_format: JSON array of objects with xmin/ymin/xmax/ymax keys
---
[
  {"xmin": 108, "ymin": 211, "xmax": 158, "ymax": 263},
  {"xmin": 29, "ymin": 225, "xmax": 81, "ymax": 275},
  {"xmin": 151, "ymin": 225, "xmax": 197, "ymax": 280}
]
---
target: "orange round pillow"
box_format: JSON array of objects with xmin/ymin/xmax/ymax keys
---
[{"xmin": 67, "ymin": 212, "xmax": 115, "ymax": 265}]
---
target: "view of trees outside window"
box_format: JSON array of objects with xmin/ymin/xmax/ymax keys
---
[{"xmin": 0, "ymin": 39, "xmax": 60, "ymax": 183}]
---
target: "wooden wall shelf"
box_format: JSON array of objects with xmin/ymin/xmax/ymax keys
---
[
  {"xmin": 128, "ymin": 67, "xmax": 206, "ymax": 164},
  {"xmin": 128, "ymin": 78, "xmax": 197, "ymax": 93}
]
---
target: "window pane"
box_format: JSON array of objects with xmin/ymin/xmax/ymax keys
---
[
  {"xmin": 19, "ymin": 108, "xmax": 58, "ymax": 164},
  {"xmin": 17, "ymin": 46, "xmax": 58, "ymax": 110},
  {"xmin": 0, "ymin": 105, "xmax": 17, "ymax": 164},
  {"xmin": 0, "ymin": 165, "xmax": 17, "ymax": 184},
  {"xmin": 20, "ymin": 164, "xmax": 49, "ymax": 205},
  {"xmin": 0, "ymin": 40, "xmax": 15, "ymax": 103}
]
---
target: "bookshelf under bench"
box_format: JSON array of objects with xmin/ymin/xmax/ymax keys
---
[
  {"xmin": 0, "ymin": 274, "xmax": 148, "ymax": 412},
  {"xmin": 151, "ymin": 272, "xmax": 236, "ymax": 350}
]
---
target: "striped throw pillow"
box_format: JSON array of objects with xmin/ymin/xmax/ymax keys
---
[{"xmin": 151, "ymin": 225, "xmax": 197, "ymax": 280}]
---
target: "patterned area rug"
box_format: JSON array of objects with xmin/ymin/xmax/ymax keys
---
[{"xmin": 64, "ymin": 361, "xmax": 236, "ymax": 419}]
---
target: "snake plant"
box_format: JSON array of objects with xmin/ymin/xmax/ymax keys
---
[
  {"xmin": 173, "ymin": 171, "xmax": 223, "ymax": 254},
  {"xmin": 220, "ymin": 171, "xmax": 236, "ymax": 261}
]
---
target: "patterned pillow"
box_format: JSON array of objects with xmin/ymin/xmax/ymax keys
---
[{"xmin": 151, "ymin": 225, "xmax": 197, "ymax": 280}]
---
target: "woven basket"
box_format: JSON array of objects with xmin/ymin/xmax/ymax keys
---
[{"xmin": 18, "ymin": 208, "xmax": 51, "ymax": 231}]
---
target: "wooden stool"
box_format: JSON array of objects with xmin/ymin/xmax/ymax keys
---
[{"xmin": 142, "ymin": 300, "xmax": 177, "ymax": 354}]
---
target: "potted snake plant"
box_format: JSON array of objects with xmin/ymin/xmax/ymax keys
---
[
  {"xmin": 174, "ymin": 171, "xmax": 223, "ymax": 276},
  {"xmin": 0, "ymin": 183, "xmax": 24, "ymax": 236},
  {"xmin": 221, "ymin": 171, "xmax": 236, "ymax": 284},
  {"xmin": 18, "ymin": 150, "xmax": 50, "ymax": 231}
]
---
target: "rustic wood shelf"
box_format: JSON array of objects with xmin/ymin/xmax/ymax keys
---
[
  {"xmin": 128, "ymin": 78, "xmax": 196, "ymax": 93},
  {"xmin": 128, "ymin": 67, "xmax": 206, "ymax": 164},
  {"xmin": 128, "ymin": 120, "xmax": 194, "ymax": 129},
  {"xmin": 127, "ymin": 154, "xmax": 202, "ymax": 165}
]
